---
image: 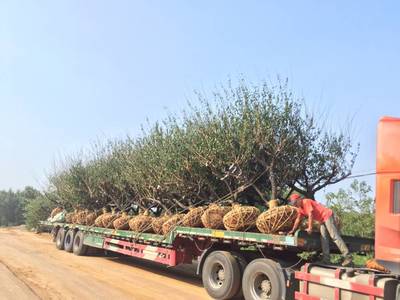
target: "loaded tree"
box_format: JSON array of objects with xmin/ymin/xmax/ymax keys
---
[
  {"xmin": 288, "ymin": 121, "xmax": 358, "ymax": 199},
  {"xmin": 46, "ymin": 77, "xmax": 358, "ymax": 213}
]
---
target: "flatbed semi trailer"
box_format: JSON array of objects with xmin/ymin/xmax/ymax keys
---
[
  {"xmin": 37, "ymin": 117, "xmax": 400, "ymax": 299},
  {"xmin": 40, "ymin": 220, "xmax": 381, "ymax": 300}
]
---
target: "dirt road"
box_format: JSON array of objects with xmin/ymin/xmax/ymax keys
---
[{"xmin": 0, "ymin": 226, "xmax": 210, "ymax": 300}]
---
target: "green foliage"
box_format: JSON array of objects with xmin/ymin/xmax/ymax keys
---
[
  {"xmin": 46, "ymin": 78, "xmax": 358, "ymax": 215},
  {"xmin": 287, "ymin": 117, "xmax": 358, "ymax": 199},
  {"xmin": 0, "ymin": 186, "xmax": 42, "ymax": 227},
  {"xmin": 326, "ymin": 180, "xmax": 375, "ymax": 238},
  {"xmin": 24, "ymin": 195, "xmax": 54, "ymax": 229}
]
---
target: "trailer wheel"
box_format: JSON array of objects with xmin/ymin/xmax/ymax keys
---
[
  {"xmin": 55, "ymin": 228, "xmax": 66, "ymax": 250},
  {"xmin": 51, "ymin": 227, "xmax": 59, "ymax": 243},
  {"xmin": 242, "ymin": 258, "xmax": 285, "ymax": 300},
  {"xmin": 64, "ymin": 229, "xmax": 76, "ymax": 252},
  {"xmin": 202, "ymin": 251, "xmax": 241, "ymax": 300},
  {"xmin": 72, "ymin": 231, "xmax": 88, "ymax": 256}
]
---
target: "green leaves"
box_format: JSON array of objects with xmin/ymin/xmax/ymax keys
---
[
  {"xmin": 0, "ymin": 186, "xmax": 43, "ymax": 227},
  {"xmin": 325, "ymin": 180, "xmax": 375, "ymax": 238},
  {"xmin": 47, "ymin": 77, "xmax": 358, "ymax": 213}
]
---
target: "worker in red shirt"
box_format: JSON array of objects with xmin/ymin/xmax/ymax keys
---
[{"xmin": 288, "ymin": 194, "xmax": 353, "ymax": 267}]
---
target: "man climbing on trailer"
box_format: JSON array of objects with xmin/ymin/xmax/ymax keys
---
[{"xmin": 288, "ymin": 194, "xmax": 353, "ymax": 267}]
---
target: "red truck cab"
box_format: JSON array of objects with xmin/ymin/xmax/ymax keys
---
[
  {"xmin": 294, "ymin": 117, "xmax": 400, "ymax": 300},
  {"xmin": 376, "ymin": 116, "xmax": 400, "ymax": 274}
]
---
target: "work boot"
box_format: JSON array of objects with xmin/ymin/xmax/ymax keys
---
[{"xmin": 341, "ymin": 255, "xmax": 353, "ymax": 267}]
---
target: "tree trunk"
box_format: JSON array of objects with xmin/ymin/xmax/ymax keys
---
[
  {"xmin": 269, "ymin": 166, "xmax": 277, "ymax": 200},
  {"xmin": 251, "ymin": 184, "xmax": 268, "ymax": 205}
]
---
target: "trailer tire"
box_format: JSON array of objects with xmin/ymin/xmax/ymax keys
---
[
  {"xmin": 64, "ymin": 229, "xmax": 76, "ymax": 252},
  {"xmin": 55, "ymin": 228, "xmax": 66, "ymax": 250},
  {"xmin": 72, "ymin": 231, "xmax": 88, "ymax": 256},
  {"xmin": 242, "ymin": 258, "xmax": 284, "ymax": 300},
  {"xmin": 202, "ymin": 251, "xmax": 241, "ymax": 300}
]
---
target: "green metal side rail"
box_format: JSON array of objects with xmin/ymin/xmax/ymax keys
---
[
  {"xmin": 40, "ymin": 221, "xmax": 298, "ymax": 247},
  {"xmin": 40, "ymin": 221, "xmax": 374, "ymax": 253}
]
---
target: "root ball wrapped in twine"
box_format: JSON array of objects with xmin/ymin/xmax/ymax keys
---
[
  {"xmin": 182, "ymin": 206, "xmax": 207, "ymax": 228},
  {"xmin": 94, "ymin": 208, "xmax": 108, "ymax": 227},
  {"xmin": 223, "ymin": 205, "xmax": 260, "ymax": 231},
  {"xmin": 65, "ymin": 212, "xmax": 74, "ymax": 223},
  {"xmin": 162, "ymin": 214, "xmax": 184, "ymax": 235},
  {"xmin": 151, "ymin": 215, "xmax": 171, "ymax": 234},
  {"xmin": 72, "ymin": 209, "xmax": 86, "ymax": 225},
  {"xmin": 102, "ymin": 210, "xmax": 119, "ymax": 228},
  {"xmin": 256, "ymin": 205, "xmax": 297, "ymax": 234},
  {"xmin": 76, "ymin": 210, "xmax": 89, "ymax": 225},
  {"xmin": 71, "ymin": 212, "xmax": 78, "ymax": 224},
  {"xmin": 129, "ymin": 212, "xmax": 154, "ymax": 233},
  {"xmin": 113, "ymin": 212, "xmax": 131, "ymax": 230},
  {"xmin": 85, "ymin": 211, "xmax": 100, "ymax": 226},
  {"xmin": 201, "ymin": 204, "xmax": 232, "ymax": 229}
]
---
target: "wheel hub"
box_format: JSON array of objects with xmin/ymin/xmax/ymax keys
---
[
  {"xmin": 217, "ymin": 268, "xmax": 225, "ymax": 281},
  {"xmin": 252, "ymin": 273, "xmax": 273, "ymax": 300},
  {"xmin": 260, "ymin": 279, "xmax": 271, "ymax": 294}
]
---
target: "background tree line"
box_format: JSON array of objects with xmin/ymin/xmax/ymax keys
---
[
  {"xmin": 326, "ymin": 179, "xmax": 375, "ymax": 238},
  {"xmin": 0, "ymin": 186, "xmax": 53, "ymax": 229}
]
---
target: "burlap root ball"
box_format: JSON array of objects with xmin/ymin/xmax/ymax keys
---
[
  {"xmin": 50, "ymin": 207, "xmax": 63, "ymax": 218},
  {"xmin": 151, "ymin": 215, "xmax": 171, "ymax": 234},
  {"xmin": 94, "ymin": 214, "xmax": 105, "ymax": 227},
  {"xmin": 181, "ymin": 206, "xmax": 206, "ymax": 228},
  {"xmin": 102, "ymin": 213, "xmax": 119, "ymax": 229},
  {"xmin": 76, "ymin": 210, "xmax": 89, "ymax": 225},
  {"xmin": 201, "ymin": 204, "xmax": 232, "ymax": 229},
  {"xmin": 85, "ymin": 211, "xmax": 99, "ymax": 226},
  {"xmin": 129, "ymin": 215, "xmax": 154, "ymax": 233},
  {"xmin": 94, "ymin": 209, "xmax": 108, "ymax": 227},
  {"xmin": 113, "ymin": 213, "xmax": 131, "ymax": 230},
  {"xmin": 223, "ymin": 205, "xmax": 260, "ymax": 231},
  {"xmin": 71, "ymin": 212, "xmax": 77, "ymax": 224},
  {"xmin": 256, "ymin": 205, "xmax": 297, "ymax": 234},
  {"xmin": 71, "ymin": 210, "xmax": 82, "ymax": 224},
  {"xmin": 162, "ymin": 214, "xmax": 184, "ymax": 235},
  {"xmin": 65, "ymin": 212, "xmax": 74, "ymax": 223}
]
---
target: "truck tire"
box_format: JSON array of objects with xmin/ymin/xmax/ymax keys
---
[
  {"xmin": 72, "ymin": 231, "xmax": 88, "ymax": 256},
  {"xmin": 55, "ymin": 228, "xmax": 66, "ymax": 250},
  {"xmin": 242, "ymin": 258, "xmax": 285, "ymax": 300},
  {"xmin": 64, "ymin": 229, "xmax": 76, "ymax": 252},
  {"xmin": 202, "ymin": 250, "xmax": 241, "ymax": 300}
]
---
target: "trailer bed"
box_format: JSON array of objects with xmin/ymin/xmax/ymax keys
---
[{"xmin": 40, "ymin": 221, "xmax": 374, "ymax": 254}]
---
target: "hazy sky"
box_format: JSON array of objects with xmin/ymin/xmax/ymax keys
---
[{"xmin": 0, "ymin": 1, "xmax": 399, "ymax": 197}]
